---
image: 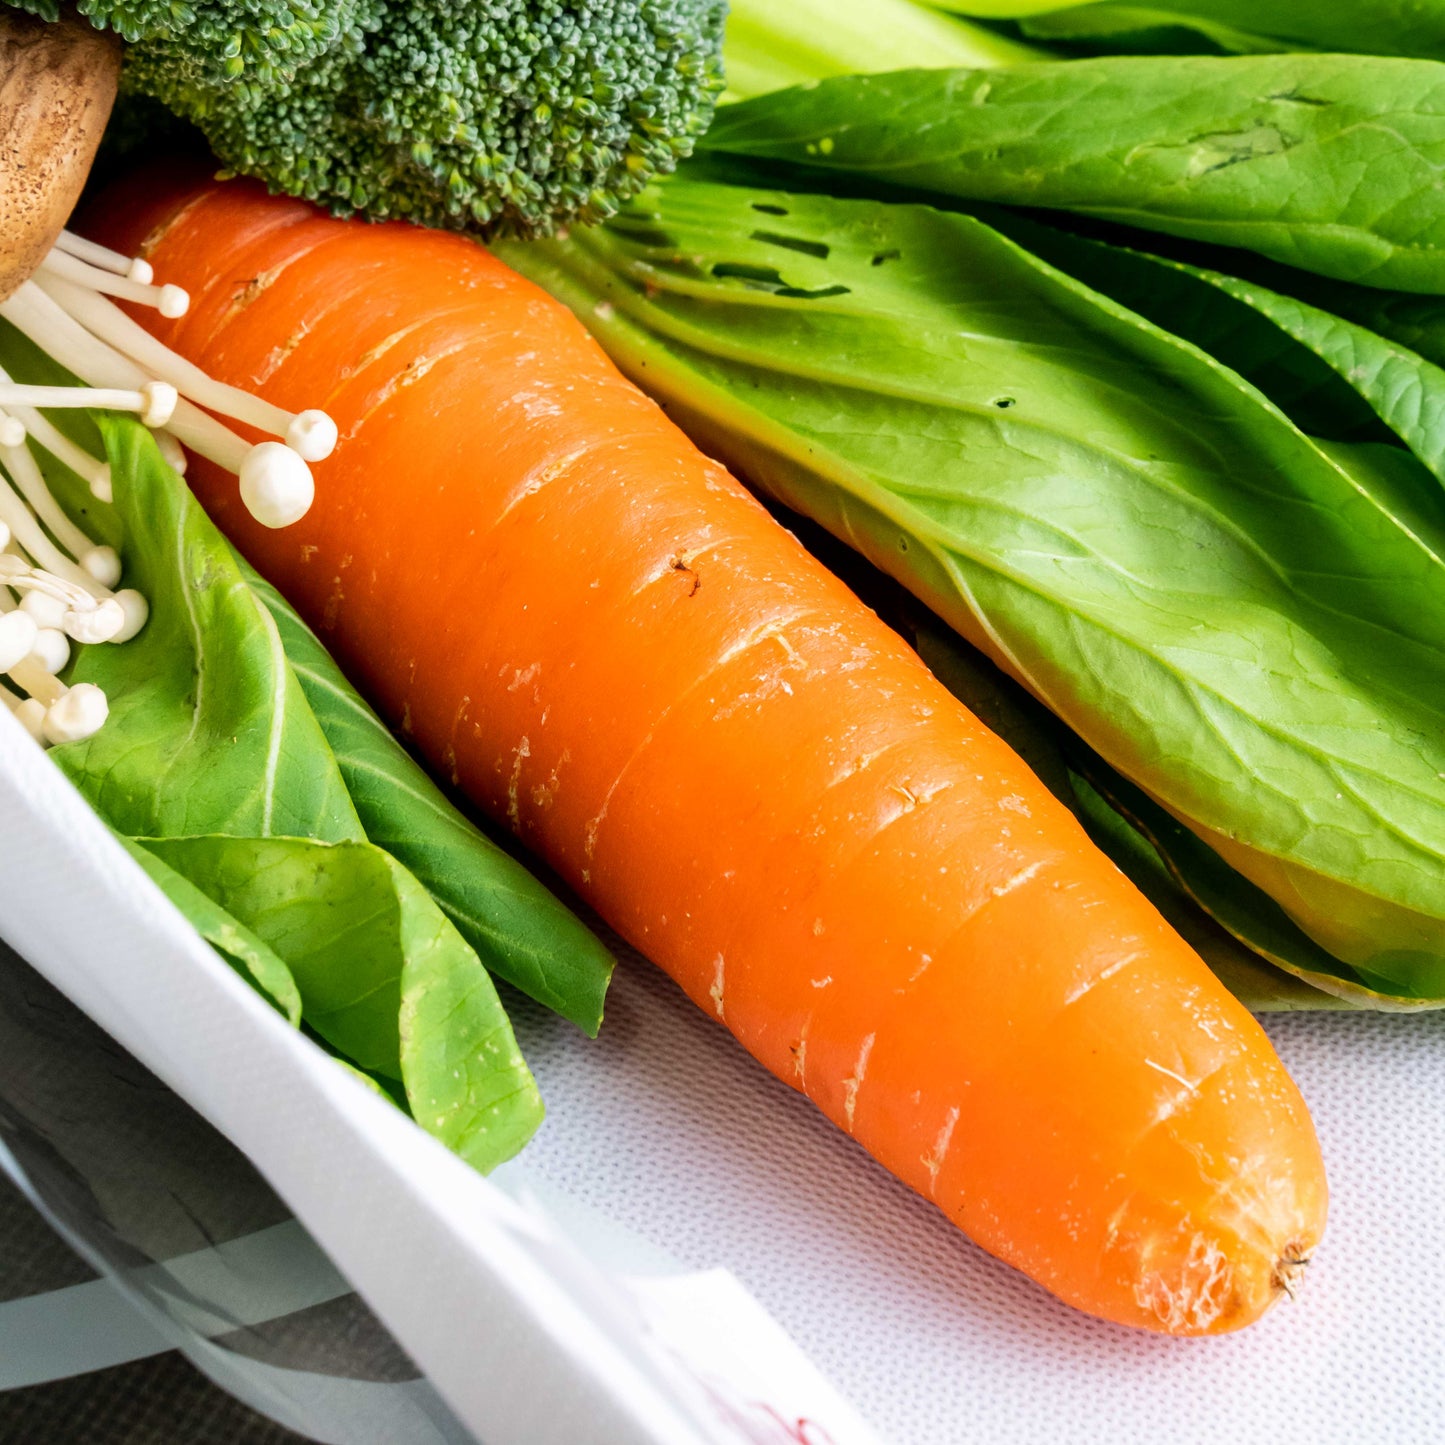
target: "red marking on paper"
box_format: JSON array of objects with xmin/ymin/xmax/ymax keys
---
[{"xmin": 699, "ymin": 1373, "xmax": 841, "ymax": 1445}]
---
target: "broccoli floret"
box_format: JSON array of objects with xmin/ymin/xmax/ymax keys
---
[{"xmin": 123, "ymin": 0, "xmax": 727, "ymax": 237}]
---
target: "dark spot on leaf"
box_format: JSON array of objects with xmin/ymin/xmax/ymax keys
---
[
  {"xmin": 898, "ymin": 536, "xmax": 910, "ymax": 553},
  {"xmin": 777, "ymin": 284, "xmax": 851, "ymax": 300},
  {"xmin": 1268, "ymin": 90, "xmax": 1331, "ymax": 107},
  {"xmin": 994, "ymin": 397, "xmax": 1016, "ymax": 409},
  {"xmin": 609, "ymin": 223, "xmax": 673, "ymax": 247},
  {"xmin": 750, "ymin": 230, "xmax": 831, "ymax": 259},
  {"xmin": 710, "ymin": 263, "xmax": 851, "ymax": 300},
  {"xmin": 751, "ymin": 202, "xmax": 788, "ymax": 216},
  {"xmin": 872, "ymin": 249, "xmax": 901, "ymax": 266},
  {"xmin": 1184, "ymin": 126, "xmax": 1293, "ymax": 175},
  {"xmin": 714, "ymin": 262, "xmax": 787, "ymax": 286}
]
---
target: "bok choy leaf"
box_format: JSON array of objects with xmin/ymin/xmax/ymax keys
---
[
  {"xmin": 701, "ymin": 55, "xmax": 1445, "ymax": 292},
  {"xmin": 984, "ymin": 216, "xmax": 1445, "ymax": 501},
  {"xmin": 116, "ymin": 832, "xmax": 303, "ymax": 1024},
  {"xmin": 501, "ymin": 175, "xmax": 1445, "ymax": 1000},
  {"xmin": 941, "ymin": 0, "xmax": 1445, "ymax": 60},
  {"xmin": 56, "ymin": 415, "xmax": 364, "ymax": 843},
  {"xmin": 141, "ymin": 834, "xmax": 544, "ymax": 1172}
]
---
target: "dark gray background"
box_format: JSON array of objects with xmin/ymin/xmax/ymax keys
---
[{"xmin": 0, "ymin": 1172, "xmax": 312, "ymax": 1443}]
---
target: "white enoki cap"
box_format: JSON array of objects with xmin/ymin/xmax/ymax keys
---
[
  {"xmin": 286, "ymin": 410, "xmax": 339, "ymax": 463},
  {"xmin": 28, "ymin": 626, "xmax": 70, "ymax": 675},
  {"xmin": 240, "ymin": 441, "xmax": 315, "ymax": 529},
  {"xmin": 63, "ymin": 596, "xmax": 125, "ymax": 644},
  {"xmin": 19, "ymin": 589, "xmax": 67, "ymax": 630},
  {"xmin": 110, "ymin": 589, "xmax": 148, "ymax": 644},
  {"xmin": 81, "ymin": 545, "xmax": 122, "ymax": 588},
  {"xmin": 6, "ymin": 558, "xmax": 124, "ymax": 644},
  {"xmin": 139, "ymin": 380, "xmax": 178, "ymax": 428},
  {"xmin": 42, "ymin": 682, "xmax": 108, "ymax": 744}
]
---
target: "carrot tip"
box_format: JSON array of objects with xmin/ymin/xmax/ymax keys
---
[{"xmin": 1272, "ymin": 1246, "xmax": 1312, "ymax": 1302}]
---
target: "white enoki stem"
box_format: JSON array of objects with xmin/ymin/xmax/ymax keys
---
[
  {"xmin": 153, "ymin": 428, "xmax": 187, "ymax": 476},
  {"xmin": 0, "ymin": 378, "xmax": 176, "ymax": 427},
  {"xmin": 0, "ymin": 473, "xmax": 98, "ymax": 592},
  {"xmin": 0, "ymin": 278, "xmax": 325, "ymax": 527},
  {"xmin": 0, "ymin": 678, "xmax": 46, "ymax": 744},
  {"xmin": 0, "ymin": 419, "xmax": 99, "ymax": 564},
  {"xmin": 0, "ymin": 365, "xmax": 112, "ymax": 500},
  {"xmin": 55, "ymin": 229, "xmax": 154, "ymax": 286},
  {"xmin": 38, "ymin": 247, "xmax": 188, "ymax": 317}
]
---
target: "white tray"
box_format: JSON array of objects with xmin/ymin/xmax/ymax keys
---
[{"xmin": 3, "ymin": 704, "xmax": 1443, "ymax": 1445}]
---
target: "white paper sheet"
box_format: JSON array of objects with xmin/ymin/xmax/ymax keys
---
[{"xmin": 6, "ymin": 699, "xmax": 1443, "ymax": 1445}]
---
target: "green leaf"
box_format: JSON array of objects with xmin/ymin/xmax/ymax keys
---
[
  {"xmin": 243, "ymin": 565, "xmax": 615, "ymax": 1036},
  {"xmin": 908, "ymin": 614, "xmax": 1360, "ymax": 1010},
  {"xmin": 1256, "ymin": 275, "xmax": 1445, "ymax": 471},
  {"xmin": 700, "ymin": 54, "xmax": 1445, "ymax": 292},
  {"xmin": 1005, "ymin": 222, "xmax": 1445, "ymax": 499},
  {"xmin": 1072, "ymin": 761, "xmax": 1442, "ymax": 1008},
  {"xmin": 141, "ymin": 835, "xmax": 543, "ymax": 1172},
  {"xmin": 980, "ymin": 217, "xmax": 1396, "ymax": 443},
  {"xmin": 49, "ymin": 412, "xmax": 362, "ymax": 843},
  {"xmin": 1314, "ymin": 441, "xmax": 1445, "ymax": 565},
  {"xmin": 1316, "ymin": 289, "xmax": 1445, "ymax": 377},
  {"xmin": 116, "ymin": 833, "xmax": 303, "ymax": 1024},
  {"xmin": 1010, "ymin": 7, "xmax": 1283, "ymax": 55},
  {"xmin": 500, "ymin": 176, "xmax": 1445, "ymax": 990},
  {"xmin": 947, "ymin": 0, "xmax": 1445, "ymax": 60},
  {"xmin": 987, "ymin": 221, "xmax": 1445, "ymax": 538}
]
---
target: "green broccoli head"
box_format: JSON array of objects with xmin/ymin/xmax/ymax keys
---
[
  {"xmin": 122, "ymin": 0, "xmax": 728, "ymax": 237},
  {"xmin": 10, "ymin": 0, "xmax": 367, "ymax": 86}
]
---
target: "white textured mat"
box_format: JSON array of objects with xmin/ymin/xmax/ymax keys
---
[{"xmin": 512, "ymin": 947, "xmax": 1445, "ymax": 1445}]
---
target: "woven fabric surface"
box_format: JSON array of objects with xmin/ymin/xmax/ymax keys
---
[
  {"xmin": 0, "ymin": 1351, "xmax": 313, "ymax": 1445},
  {"xmin": 508, "ymin": 943, "xmax": 1445, "ymax": 1445}
]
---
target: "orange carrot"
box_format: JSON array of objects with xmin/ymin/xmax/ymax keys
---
[{"xmin": 97, "ymin": 174, "xmax": 1327, "ymax": 1335}]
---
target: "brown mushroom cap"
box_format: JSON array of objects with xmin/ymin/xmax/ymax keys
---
[{"xmin": 0, "ymin": 8, "xmax": 121, "ymax": 304}]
